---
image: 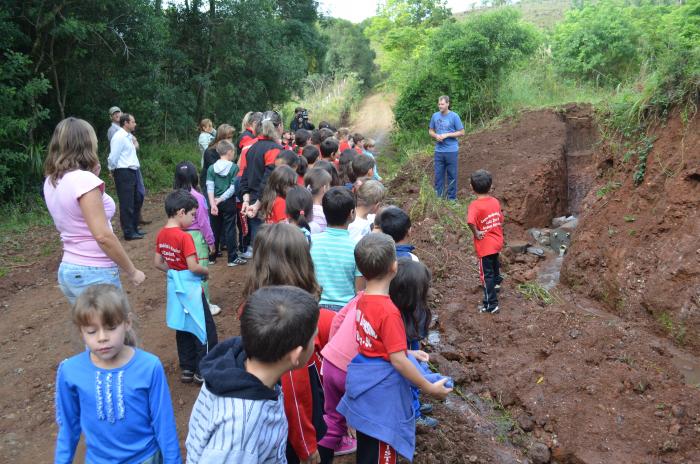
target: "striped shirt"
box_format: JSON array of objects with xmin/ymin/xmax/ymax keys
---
[
  {"xmin": 310, "ymin": 227, "xmax": 361, "ymax": 308},
  {"xmin": 186, "ymin": 384, "xmax": 288, "ymax": 463}
]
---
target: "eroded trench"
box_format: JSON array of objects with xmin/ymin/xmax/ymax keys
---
[
  {"xmin": 528, "ymin": 108, "xmax": 598, "ymax": 289},
  {"xmin": 423, "ymin": 107, "xmax": 600, "ymax": 462}
]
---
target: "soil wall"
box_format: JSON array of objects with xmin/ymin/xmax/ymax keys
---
[{"xmin": 561, "ymin": 110, "xmax": 700, "ymax": 354}]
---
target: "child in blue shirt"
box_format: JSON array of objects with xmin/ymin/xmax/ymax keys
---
[
  {"xmin": 54, "ymin": 284, "xmax": 181, "ymax": 464},
  {"xmin": 310, "ymin": 187, "xmax": 363, "ymax": 310},
  {"xmin": 374, "ymin": 205, "xmax": 419, "ymax": 262}
]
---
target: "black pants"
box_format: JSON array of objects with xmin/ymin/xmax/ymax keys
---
[
  {"xmin": 175, "ymin": 292, "xmax": 218, "ymax": 372},
  {"xmin": 113, "ymin": 168, "xmax": 143, "ymax": 237},
  {"xmin": 209, "ymin": 198, "xmax": 238, "ymax": 262},
  {"xmin": 286, "ymin": 445, "xmax": 334, "ymax": 464},
  {"xmin": 480, "ymin": 253, "xmax": 502, "ymax": 310},
  {"xmin": 356, "ymin": 431, "xmax": 397, "ymax": 464}
]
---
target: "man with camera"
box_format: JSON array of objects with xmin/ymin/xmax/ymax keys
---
[{"xmin": 290, "ymin": 107, "xmax": 315, "ymax": 131}]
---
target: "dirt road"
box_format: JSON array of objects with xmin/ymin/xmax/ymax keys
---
[{"xmin": 350, "ymin": 92, "xmax": 396, "ymax": 150}]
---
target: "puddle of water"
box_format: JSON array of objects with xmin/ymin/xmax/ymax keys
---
[
  {"xmin": 427, "ymin": 330, "xmax": 441, "ymax": 346},
  {"xmin": 669, "ymin": 349, "xmax": 700, "ymax": 387},
  {"xmin": 537, "ymin": 253, "xmax": 564, "ymax": 290}
]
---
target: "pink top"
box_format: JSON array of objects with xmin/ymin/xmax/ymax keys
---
[
  {"xmin": 44, "ymin": 170, "xmax": 116, "ymax": 267},
  {"xmin": 321, "ymin": 292, "xmax": 363, "ymax": 372}
]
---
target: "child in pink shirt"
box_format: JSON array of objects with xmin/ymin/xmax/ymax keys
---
[{"xmin": 319, "ymin": 293, "xmax": 363, "ymax": 454}]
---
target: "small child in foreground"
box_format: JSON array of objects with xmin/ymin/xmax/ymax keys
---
[
  {"xmin": 241, "ymin": 223, "xmax": 336, "ymax": 463},
  {"xmin": 54, "ymin": 284, "xmax": 181, "ymax": 463},
  {"xmin": 154, "ymin": 189, "xmax": 218, "ymax": 384},
  {"xmin": 338, "ymin": 233, "xmax": 452, "ymax": 463},
  {"xmin": 466, "ymin": 169, "xmax": 504, "ymax": 314},
  {"xmin": 186, "ymin": 285, "xmax": 320, "ymax": 463}
]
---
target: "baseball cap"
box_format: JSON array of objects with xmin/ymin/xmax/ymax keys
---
[{"xmin": 109, "ymin": 106, "xmax": 121, "ymax": 115}]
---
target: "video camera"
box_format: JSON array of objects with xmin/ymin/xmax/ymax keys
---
[{"xmin": 297, "ymin": 108, "xmax": 309, "ymax": 122}]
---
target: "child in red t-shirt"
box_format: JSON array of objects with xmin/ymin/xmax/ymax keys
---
[
  {"xmin": 466, "ymin": 169, "xmax": 504, "ymax": 314},
  {"xmin": 258, "ymin": 165, "xmax": 298, "ymax": 224},
  {"xmin": 154, "ymin": 189, "xmax": 218, "ymax": 384},
  {"xmin": 347, "ymin": 233, "xmax": 452, "ymax": 464}
]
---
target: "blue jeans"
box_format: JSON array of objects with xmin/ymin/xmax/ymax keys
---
[
  {"xmin": 57, "ymin": 262, "xmax": 121, "ymax": 305},
  {"xmin": 434, "ymin": 151, "xmax": 458, "ymax": 200}
]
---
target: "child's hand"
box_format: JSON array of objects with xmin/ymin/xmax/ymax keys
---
[
  {"xmin": 302, "ymin": 451, "xmax": 320, "ymax": 464},
  {"xmin": 424, "ymin": 377, "xmax": 452, "ymax": 400},
  {"xmin": 409, "ymin": 349, "xmax": 430, "ymax": 363},
  {"xmin": 348, "ymin": 427, "xmax": 356, "ymax": 439},
  {"xmin": 210, "ymin": 204, "xmax": 219, "ymax": 216},
  {"xmin": 475, "ymin": 230, "xmax": 485, "ymax": 240},
  {"xmin": 208, "ymin": 245, "xmax": 216, "ymax": 254},
  {"xmin": 214, "ymin": 197, "xmax": 223, "ymax": 205}
]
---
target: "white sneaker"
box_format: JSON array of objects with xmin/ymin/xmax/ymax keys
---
[
  {"xmin": 240, "ymin": 246, "xmax": 253, "ymax": 259},
  {"xmin": 209, "ymin": 303, "xmax": 221, "ymax": 316}
]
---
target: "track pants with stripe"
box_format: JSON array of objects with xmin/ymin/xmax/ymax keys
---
[{"xmin": 479, "ymin": 253, "xmax": 502, "ymax": 310}]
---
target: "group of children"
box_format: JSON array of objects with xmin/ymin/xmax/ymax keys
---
[{"xmin": 54, "ymin": 111, "xmax": 505, "ymax": 463}]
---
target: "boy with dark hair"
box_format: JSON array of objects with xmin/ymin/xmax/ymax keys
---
[
  {"xmin": 310, "ymin": 187, "xmax": 362, "ymax": 311},
  {"xmin": 302, "ymin": 145, "xmax": 320, "ymax": 168},
  {"xmin": 467, "ymin": 169, "xmax": 504, "ymax": 314},
  {"xmin": 318, "ymin": 128, "xmax": 335, "ymax": 143},
  {"xmin": 375, "ymin": 205, "xmax": 418, "ymax": 261},
  {"xmin": 207, "ymin": 140, "xmax": 246, "ymax": 266},
  {"xmin": 320, "ymin": 137, "xmax": 339, "ymax": 162},
  {"xmin": 294, "ymin": 129, "xmax": 311, "ymax": 153},
  {"xmin": 154, "ymin": 189, "xmax": 218, "ymax": 384},
  {"xmin": 338, "ymin": 233, "xmax": 451, "ymax": 463},
  {"xmin": 351, "ymin": 154, "xmax": 375, "ymax": 181},
  {"xmin": 186, "ymin": 286, "xmax": 320, "ymax": 463},
  {"xmin": 310, "ymin": 129, "xmax": 321, "ymax": 147}
]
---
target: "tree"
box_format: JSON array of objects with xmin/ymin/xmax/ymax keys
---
[{"xmin": 320, "ymin": 18, "xmax": 376, "ymax": 87}]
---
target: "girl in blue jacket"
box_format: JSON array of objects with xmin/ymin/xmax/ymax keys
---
[{"xmin": 54, "ymin": 284, "xmax": 181, "ymax": 464}]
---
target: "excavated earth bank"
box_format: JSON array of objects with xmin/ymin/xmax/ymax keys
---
[{"xmin": 389, "ymin": 105, "xmax": 700, "ymax": 463}]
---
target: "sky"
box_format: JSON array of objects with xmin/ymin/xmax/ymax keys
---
[{"xmin": 318, "ymin": 0, "xmax": 475, "ymax": 23}]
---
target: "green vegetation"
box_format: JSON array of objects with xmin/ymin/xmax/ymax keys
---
[
  {"xmin": 658, "ymin": 311, "xmax": 687, "ymax": 346},
  {"xmin": 393, "ymin": 9, "xmax": 540, "ymax": 129},
  {"xmin": 282, "ymin": 74, "xmax": 364, "ymax": 128},
  {"xmin": 596, "ymin": 181, "xmax": 622, "ymax": 198},
  {"xmin": 517, "ymin": 282, "xmax": 556, "ymax": 305},
  {"xmin": 456, "ymin": 0, "xmax": 572, "ymax": 30}
]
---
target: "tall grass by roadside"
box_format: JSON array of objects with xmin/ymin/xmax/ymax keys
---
[
  {"xmin": 498, "ymin": 50, "xmax": 613, "ymax": 115},
  {"xmin": 281, "ymin": 73, "xmax": 364, "ymax": 128}
]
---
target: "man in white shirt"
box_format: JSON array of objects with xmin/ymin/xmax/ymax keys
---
[
  {"xmin": 108, "ymin": 113, "xmax": 145, "ymax": 240},
  {"xmin": 107, "ymin": 106, "xmax": 121, "ymax": 141}
]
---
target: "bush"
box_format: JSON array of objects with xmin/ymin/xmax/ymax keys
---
[
  {"xmin": 394, "ymin": 9, "xmax": 539, "ymax": 129},
  {"xmin": 137, "ymin": 142, "xmax": 200, "ymax": 192},
  {"xmin": 551, "ymin": 0, "xmax": 641, "ymax": 86}
]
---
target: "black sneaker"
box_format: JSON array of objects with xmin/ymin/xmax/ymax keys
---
[
  {"xmin": 227, "ymin": 257, "xmax": 248, "ymax": 267},
  {"xmin": 495, "ymin": 283, "xmax": 502, "ymax": 293},
  {"xmin": 193, "ymin": 373, "xmax": 204, "ymax": 385},
  {"xmin": 181, "ymin": 369, "xmax": 195, "ymax": 384},
  {"xmin": 478, "ymin": 305, "xmax": 500, "ymax": 314}
]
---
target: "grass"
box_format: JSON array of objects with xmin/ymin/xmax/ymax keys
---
[
  {"xmin": 596, "ymin": 181, "xmax": 622, "ymax": 199},
  {"xmin": 657, "ymin": 311, "xmax": 687, "ymax": 346},
  {"xmin": 456, "ymin": 0, "xmax": 572, "ymax": 30},
  {"xmin": 498, "ymin": 50, "xmax": 613, "ymax": 116},
  {"xmin": 517, "ymin": 281, "xmax": 556, "ymax": 305},
  {"xmin": 281, "ymin": 73, "xmax": 364, "ymax": 128},
  {"xmin": 135, "ymin": 142, "xmax": 200, "ymax": 192}
]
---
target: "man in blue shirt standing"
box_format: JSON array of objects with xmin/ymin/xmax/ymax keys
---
[{"xmin": 428, "ymin": 95, "xmax": 465, "ymax": 200}]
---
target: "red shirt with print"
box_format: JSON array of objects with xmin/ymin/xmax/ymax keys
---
[
  {"xmin": 355, "ymin": 294, "xmax": 407, "ymax": 361},
  {"xmin": 155, "ymin": 226, "xmax": 197, "ymax": 270},
  {"xmin": 467, "ymin": 196, "xmax": 504, "ymax": 258}
]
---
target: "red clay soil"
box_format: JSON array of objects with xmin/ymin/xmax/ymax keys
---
[
  {"xmin": 0, "ymin": 195, "xmax": 249, "ymax": 462},
  {"xmin": 1, "ymin": 106, "xmax": 699, "ymax": 463},
  {"xmin": 561, "ymin": 109, "xmax": 700, "ymax": 356},
  {"xmin": 388, "ymin": 106, "xmax": 700, "ymax": 463}
]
